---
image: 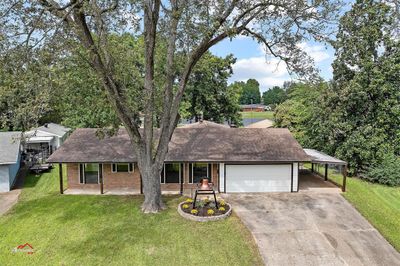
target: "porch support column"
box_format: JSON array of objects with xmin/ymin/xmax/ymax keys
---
[
  {"xmin": 180, "ymin": 163, "xmax": 184, "ymax": 195},
  {"xmin": 342, "ymin": 165, "xmax": 347, "ymax": 192},
  {"xmin": 99, "ymin": 164, "xmax": 104, "ymax": 194},
  {"xmin": 324, "ymin": 164, "xmax": 328, "ymax": 181},
  {"xmin": 59, "ymin": 163, "xmax": 63, "ymax": 194}
]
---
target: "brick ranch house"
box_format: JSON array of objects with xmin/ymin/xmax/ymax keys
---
[{"xmin": 47, "ymin": 121, "xmax": 311, "ymax": 195}]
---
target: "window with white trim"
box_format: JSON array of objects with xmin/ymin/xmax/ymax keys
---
[
  {"xmin": 79, "ymin": 163, "xmax": 100, "ymax": 184},
  {"xmin": 160, "ymin": 163, "xmax": 181, "ymax": 183},
  {"xmin": 112, "ymin": 163, "xmax": 134, "ymax": 173},
  {"xmin": 189, "ymin": 163, "xmax": 212, "ymax": 184}
]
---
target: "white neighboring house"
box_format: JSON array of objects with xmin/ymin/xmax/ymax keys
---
[
  {"xmin": 0, "ymin": 132, "xmax": 22, "ymax": 192},
  {"xmin": 24, "ymin": 123, "xmax": 71, "ymax": 160}
]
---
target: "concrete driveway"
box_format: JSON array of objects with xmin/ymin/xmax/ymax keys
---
[
  {"xmin": 0, "ymin": 189, "xmax": 20, "ymax": 216},
  {"xmin": 224, "ymin": 193, "xmax": 400, "ymax": 266}
]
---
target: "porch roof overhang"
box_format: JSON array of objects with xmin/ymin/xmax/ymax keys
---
[
  {"xmin": 303, "ymin": 149, "xmax": 347, "ymax": 165},
  {"xmin": 26, "ymin": 136, "xmax": 54, "ymax": 144}
]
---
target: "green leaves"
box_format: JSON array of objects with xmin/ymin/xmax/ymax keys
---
[
  {"xmin": 235, "ymin": 79, "xmax": 261, "ymax": 105},
  {"xmin": 262, "ymin": 86, "xmax": 287, "ymax": 106},
  {"xmin": 182, "ymin": 52, "xmax": 242, "ymax": 125}
]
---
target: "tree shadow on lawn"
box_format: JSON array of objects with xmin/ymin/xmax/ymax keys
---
[{"xmin": 21, "ymin": 171, "xmax": 44, "ymax": 188}]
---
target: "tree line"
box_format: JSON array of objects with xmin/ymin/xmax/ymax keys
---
[{"xmin": 229, "ymin": 79, "xmax": 289, "ymax": 108}]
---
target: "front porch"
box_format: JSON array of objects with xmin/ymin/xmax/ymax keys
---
[
  {"xmin": 57, "ymin": 162, "xmax": 220, "ymax": 195},
  {"xmin": 63, "ymin": 188, "xmax": 184, "ymax": 195}
]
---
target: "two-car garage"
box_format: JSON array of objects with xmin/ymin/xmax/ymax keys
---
[{"xmin": 219, "ymin": 163, "xmax": 299, "ymax": 193}]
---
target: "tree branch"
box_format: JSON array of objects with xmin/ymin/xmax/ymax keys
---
[
  {"xmin": 69, "ymin": 3, "xmax": 143, "ymax": 146},
  {"xmin": 154, "ymin": 0, "xmax": 181, "ymax": 165}
]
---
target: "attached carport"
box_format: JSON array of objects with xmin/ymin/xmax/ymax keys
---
[{"xmin": 303, "ymin": 149, "xmax": 348, "ymax": 192}]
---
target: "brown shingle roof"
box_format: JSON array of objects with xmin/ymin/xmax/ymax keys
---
[{"xmin": 47, "ymin": 121, "xmax": 310, "ymax": 163}]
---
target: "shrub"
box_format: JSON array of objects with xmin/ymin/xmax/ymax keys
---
[
  {"xmin": 219, "ymin": 200, "xmax": 226, "ymax": 206},
  {"xmin": 191, "ymin": 209, "xmax": 198, "ymax": 215},
  {"xmin": 185, "ymin": 198, "xmax": 194, "ymax": 203},
  {"xmin": 207, "ymin": 209, "xmax": 215, "ymax": 216},
  {"xmin": 182, "ymin": 204, "xmax": 190, "ymax": 209},
  {"xmin": 218, "ymin": 207, "xmax": 225, "ymax": 211},
  {"xmin": 197, "ymin": 200, "xmax": 205, "ymax": 208},
  {"xmin": 364, "ymin": 153, "xmax": 400, "ymax": 186},
  {"xmin": 208, "ymin": 202, "xmax": 216, "ymax": 209}
]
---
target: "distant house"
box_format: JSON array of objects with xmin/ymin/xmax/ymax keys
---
[
  {"xmin": 240, "ymin": 104, "xmax": 269, "ymax": 112},
  {"xmin": 0, "ymin": 132, "xmax": 22, "ymax": 192},
  {"xmin": 24, "ymin": 123, "xmax": 71, "ymax": 160}
]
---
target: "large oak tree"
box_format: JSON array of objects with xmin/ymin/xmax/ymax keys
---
[{"xmin": 1, "ymin": 0, "xmax": 341, "ymax": 212}]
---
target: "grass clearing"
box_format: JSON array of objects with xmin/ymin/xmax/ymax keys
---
[
  {"xmin": 0, "ymin": 166, "xmax": 263, "ymax": 265},
  {"xmin": 240, "ymin": 111, "xmax": 274, "ymax": 120},
  {"xmin": 304, "ymin": 164, "xmax": 400, "ymax": 251}
]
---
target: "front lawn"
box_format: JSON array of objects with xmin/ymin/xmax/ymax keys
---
[
  {"xmin": 240, "ymin": 111, "xmax": 274, "ymax": 120},
  {"xmin": 0, "ymin": 166, "xmax": 262, "ymax": 265},
  {"xmin": 305, "ymin": 164, "xmax": 400, "ymax": 251}
]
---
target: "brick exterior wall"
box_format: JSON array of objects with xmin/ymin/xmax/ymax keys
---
[{"xmin": 66, "ymin": 162, "xmax": 219, "ymax": 194}]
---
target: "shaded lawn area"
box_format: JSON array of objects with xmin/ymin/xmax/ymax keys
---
[
  {"xmin": 305, "ymin": 164, "xmax": 400, "ymax": 251},
  {"xmin": 0, "ymin": 166, "xmax": 262, "ymax": 265},
  {"xmin": 240, "ymin": 111, "xmax": 274, "ymax": 120}
]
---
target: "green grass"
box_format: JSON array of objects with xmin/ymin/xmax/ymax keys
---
[
  {"xmin": 240, "ymin": 111, "xmax": 274, "ymax": 120},
  {"xmin": 342, "ymin": 178, "xmax": 400, "ymax": 251},
  {"xmin": 304, "ymin": 164, "xmax": 400, "ymax": 251},
  {"xmin": 0, "ymin": 166, "xmax": 262, "ymax": 265}
]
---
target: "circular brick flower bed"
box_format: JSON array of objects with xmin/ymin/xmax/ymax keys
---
[{"xmin": 177, "ymin": 199, "xmax": 232, "ymax": 222}]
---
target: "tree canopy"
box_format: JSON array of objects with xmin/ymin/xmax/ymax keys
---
[
  {"xmin": 274, "ymin": 0, "xmax": 400, "ymax": 179},
  {"xmin": 181, "ymin": 52, "xmax": 242, "ymax": 125},
  {"xmin": 234, "ymin": 79, "xmax": 262, "ymax": 104},
  {"xmin": 262, "ymin": 86, "xmax": 287, "ymax": 107}
]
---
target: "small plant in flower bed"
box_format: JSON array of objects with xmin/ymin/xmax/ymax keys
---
[{"xmin": 180, "ymin": 198, "xmax": 230, "ymax": 217}]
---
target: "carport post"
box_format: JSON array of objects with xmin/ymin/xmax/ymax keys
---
[
  {"xmin": 342, "ymin": 165, "xmax": 347, "ymax": 192},
  {"xmin": 59, "ymin": 163, "xmax": 63, "ymax": 194},
  {"xmin": 324, "ymin": 164, "xmax": 328, "ymax": 181}
]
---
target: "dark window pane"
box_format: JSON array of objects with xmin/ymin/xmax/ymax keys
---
[
  {"xmin": 160, "ymin": 166, "xmax": 165, "ymax": 183},
  {"xmin": 193, "ymin": 163, "xmax": 208, "ymax": 184},
  {"xmin": 79, "ymin": 164, "xmax": 84, "ymax": 183},
  {"xmin": 181, "ymin": 164, "xmax": 184, "ymax": 183},
  {"xmin": 165, "ymin": 163, "xmax": 180, "ymax": 183},
  {"xmin": 129, "ymin": 163, "xmax": 134, "ymax": 172},
  {"xmin": 189, "ymin": 163, "xmax": 193, "ymax": 183},
  {"xmin": 84, "ymin": 163, "xmax": 99, "ymax": 184},
  {"xmin": 112, "ymin": 164, "xmax": 117, "ymax": 172},
  {"xmin": 116, "ymin": 163, "xmax": 129, "ymax": 172},
  {"xmin": 208, "ymin": 164, "xmax": 212, "ymax": 182}
]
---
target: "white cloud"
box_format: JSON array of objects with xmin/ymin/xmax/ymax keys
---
[
  {"xmin": 229, "ymin": 56, "xmax": 290, "ymax": 91},
  {"xmin": 229, "ymin": 42, "xmax": 331, "ymax": 92},
  {"xmin": 297, "ymin": 42, "xmax": 330, "ymax": 63}
]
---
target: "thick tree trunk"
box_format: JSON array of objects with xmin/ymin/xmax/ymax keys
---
[{"xmin": 138, "ymin": 156, "xmax": 166, "ymax": 213}]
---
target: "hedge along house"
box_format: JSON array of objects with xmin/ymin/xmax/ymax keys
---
[
  {"xmin": 0, "ymin": 132, "xmax": 23, "ymax": 192},
  {"xmin": 47, "ymin": 121, "xmax": 310, "ymax": 195}
]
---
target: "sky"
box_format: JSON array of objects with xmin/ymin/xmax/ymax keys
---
[{"xmin": 210, "ymin": 37, "xmax": 335, "ymax": 93}]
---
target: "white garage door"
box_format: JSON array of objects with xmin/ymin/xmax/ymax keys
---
[{"xmin": 225, "ymin": 164, "xmax": 292, "ymax": 192}]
